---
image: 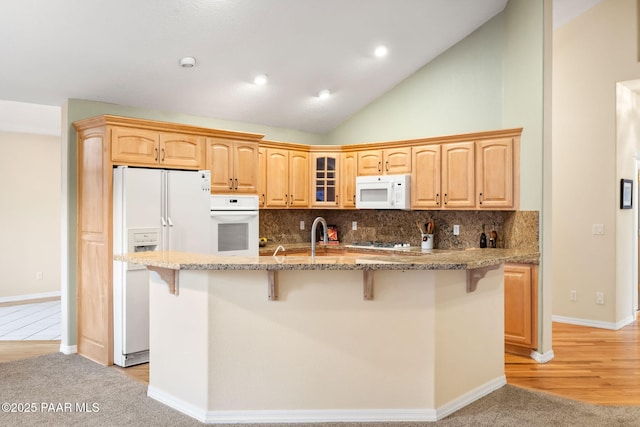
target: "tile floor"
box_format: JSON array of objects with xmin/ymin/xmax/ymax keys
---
[{"xmin": 0, "ymin": 300, "xmax": 61, "ymax": 340}]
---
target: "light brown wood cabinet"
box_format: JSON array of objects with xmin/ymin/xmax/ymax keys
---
[
  {"xmin": 340, "ymin": 151, "xmax": 358, "ymax": 208},
  {"xmin": 264, "ymin": 146, "xmax": 309, "ymax": 208},
  {"xmin": 111, "ymin": 127, "xmax": 205, "ymax": 169},
  {"xmin": 73, "ymin": 115, "xmax": 263, "ymax": 366},
  {"xmin": 442, "ymin": 141, "xmax": 476, "ymax": 209},
  {"xmin": 411, "ymin": 144, "xmax": 441, "ymax": 208},
  {"xmin": 476, "ymin": 138, "xmax": 518, "ymax": 209},
  {"xmin": 258, "ymin": 147, "xmax": 267, "ymax": 207},
  {"xmin": 412, "ymin": 136, "xmax": 519, "ymax": 210},
  {"xmin": 310, "ymin": 152, "xmax": 340, "ymax": 208},
  {"xmin": 411, "ymin": 142, "xmax": 475, "ymax": 209},
  {"xmin": 357, "ymin": 147, "xmax": 411, "ymax": 176},
  {"xmin": 504, "ymin": 263, "xmax": 538, "ymax": 353},
  {"xmin": 205, "ymin": 138, "xmax": 259, "ymax": 194}
]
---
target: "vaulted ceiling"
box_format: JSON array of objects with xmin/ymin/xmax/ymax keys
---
[{"xmin": 0, "ymin": 1, "xmax": 601, "ymax": 134}]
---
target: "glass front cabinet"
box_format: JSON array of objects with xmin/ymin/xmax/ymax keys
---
[{"xmin": 311, "ymin": 152, "xmax": 340, "ymax": 208}]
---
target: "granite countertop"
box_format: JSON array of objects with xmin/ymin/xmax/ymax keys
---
[{"xmin": 114, "ymin": 244, "xmax": 539, "ymax": 272}]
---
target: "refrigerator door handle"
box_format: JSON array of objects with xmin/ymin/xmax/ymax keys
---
[
  {"xmin": 161, "ymin": 217, "xmax": 167, "ymax": 227},
  {"xmin": 167, "ymin": 217, "xmax": 174, "ymax": 227}
]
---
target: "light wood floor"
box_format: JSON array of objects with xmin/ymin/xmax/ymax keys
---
[
  {"xmin": 2, "ymin": 319, "xmax": 640, "ymax": 405},
  {"xmin": 506, "ymin": 319, "xmax": 640, "ymax": 405}
]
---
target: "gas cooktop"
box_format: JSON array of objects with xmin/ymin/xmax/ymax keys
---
[{"xmin": 347, "ymin": 241, "xmax": 412, "ymax": 250}]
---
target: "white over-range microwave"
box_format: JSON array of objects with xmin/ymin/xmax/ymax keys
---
[{"xmin": 355, "ymin": 174, "xmax": 411, "ymax": 210}]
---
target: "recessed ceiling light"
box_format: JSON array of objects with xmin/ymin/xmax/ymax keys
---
[
  {"xmin": 374, "ymin": 45, "xmax": 388, "ymax": 58},
  {"xmin": 254, "ymin": 74, "xmax": 268, "ymax": 85},
  {"xmin": 179, "ymin": 57, "xmax": 197, "ymax": 68},
  {"xmin": 318, "ymin": 89, "xmax": 331, "ymax": 99}
]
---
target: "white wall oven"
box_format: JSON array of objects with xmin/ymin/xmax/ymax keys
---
[{"xmin": 210, "ymin": 195, "xmax": 259, "ymax": 256}]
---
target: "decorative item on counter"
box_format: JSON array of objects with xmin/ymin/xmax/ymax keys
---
[
  {"xmin": 489, "ymin": 230, "xmax": 497, "ymax": 248},
  {"xmin": 421, "ymin": 233, "xmax": 434, "ymax": 250},
  {"xmin": 259, "ymin": 237, "xmax": 267, "ymax": 247},
  {"xmin": 418, "ymin": 220, "xmax": 435, "ymax": 250},
  {"xmin": 479, "ymin": 225, "xmax": 487, "ymax": 248},
  {"xmin": 327, "ymin": 225, "xmax": 339, "ymax": 244}
]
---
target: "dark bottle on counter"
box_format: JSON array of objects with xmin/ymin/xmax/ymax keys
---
[{"xmin": 480, "ymin": 225, "xmax": 487, "ymax": 248}]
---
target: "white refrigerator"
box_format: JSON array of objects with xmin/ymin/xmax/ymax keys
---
[{"xmin": 112, "ymin": 166, "xmax": 211, "ymax": 367}]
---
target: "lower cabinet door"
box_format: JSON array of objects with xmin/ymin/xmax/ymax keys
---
[{"xmin": 504, "ymin": 263, "xmax": 538, "ymax": 349}]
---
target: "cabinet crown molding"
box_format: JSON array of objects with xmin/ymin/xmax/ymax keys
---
[{"xmin": 73, "ymin": 115, "xmax": 265, "ymax": 142}]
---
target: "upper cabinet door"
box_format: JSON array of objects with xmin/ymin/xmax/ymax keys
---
[
  {"xmin": 206, "ymin": 138, "xmax": 234, "ymax": 192},
  {"xmin": 289, "ymin": 150, "xmax": 309, "ymax": 208},
  {"xmin": 311, "ymin": 153, "xmax": 339, "ymax": 208},
  {"xmin": 159, "ymin": 133, "xmax": 204, "ymax": 169},
  {"xmin": 233, "ymin": 142, "xmax": 259, "ymax": 194},
  {"xmin": 476, "ymin": 138, "xmax": 515, "ymax": 209},
  {"xmin": 206, "ymin": 139, "xmax": 259, "ymax": 194},
  {"xmin": 357, "ymin": 150, "xmax": 383, "ymax": 175},
  {"xmin": 258, "ymin": 147, "xmax": 267, "ymax": 207},
  {"xmin": 441, "ymin": 141, "xmax": 475, "ymax": 209},
  {"xmin": 411, "ymin": 145, "xmax": 441, "ymax": 209},
  {"xmin": 341, "ymin": 152, "xmax": 357, "ymax": 208},
  {"xmin": 357, "ymin": 147, "xmax": 411, "ymax": 176},
  {"xmin": 111, "ymin": 127, "xmax": 159, "ymax": 166},
  {"xmin": 265, "ymin": 148, "xmax": 289, "ymax": 207},
  {"xmin": 383, "ymin": 147, "xmax": 411, "ymax": 175}
]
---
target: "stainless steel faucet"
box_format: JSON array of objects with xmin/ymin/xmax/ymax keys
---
[{"xmin": 311, "ymin": 217, "xmax": 328, "ymax": 257}]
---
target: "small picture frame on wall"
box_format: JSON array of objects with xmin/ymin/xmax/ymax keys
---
[{"xmin": 621, "ymin": 179, "xmax": 633, "ymax": 209}]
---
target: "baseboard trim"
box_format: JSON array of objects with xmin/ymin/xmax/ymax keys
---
[
  {"xmin": 435, "ymin": 375, "xmax": 506, "ymax": 420},
  {"xmin": 0, "ymin": 291, "xmax": 61, "ymax": 304},
  {"xmin": 552, "ymin": 314, "xmax": 635, "ymax": 330},
  {"xmin": 149, "ymin": 376, "xmax": 506, "ymax": 424},
  {"xmin": 530, "ymin": 349, "xmax": 554, "ymax": 363},
  {"xmin": 59, "ymin": 344, "xmax": 77, "ymax": 355},
  {"xmin": 147, "ymin": 386, "xmax": 208, "ymax": 422}
]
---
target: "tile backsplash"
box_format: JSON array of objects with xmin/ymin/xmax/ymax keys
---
[{"xmin": 259, "ymin": 209, "xmax": 539, "ymax": 250}]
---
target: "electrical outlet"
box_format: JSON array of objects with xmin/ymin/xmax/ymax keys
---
[
  {"xmin": 352, "ymin": 221, "xmax": 357, "ymax": 231},
  {"xmin": 570, "ymin": 290, "xmax": 577, "ymax": 301},
  {"xmin": 596, "ymin": 292, "xmax": 604, "ymax": 305},
  {"xmin": 36, "ymin": 272, "xmax": 43, "ymax": 280},
  {"xmin": 453, "ymin": 225, "xmax": 460, "ymax": 235},
  {"xmin": 300, "ymin": 220, "xmax": 305, "ymax": 230},
  {"xmin": 592, "ymin": 224, "xmax": 604, "ymax": 235}
]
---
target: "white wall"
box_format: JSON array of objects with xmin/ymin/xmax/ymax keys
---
[
  {"xmin": 552, "ymin": 0, "xmax": 640, "ymax": 327},
  {"xmin": 0, "ymin": 130, "xmax": 61, "ymax": 300}
]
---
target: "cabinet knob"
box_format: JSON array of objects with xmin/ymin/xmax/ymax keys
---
[
  {"xmin": 261, "ymin": 193, "xmax": 265, "ymax": 204},
  {"xmin": 377, "ymin": 161, "xmax": 382, "ymax": 172},
  {"xmin": 385, "ymin": 161, "xmax": 389, "ymax": 172},
  {"xmin": 444, "ymin": 193, "xmax": 448, "ymax": 205},
  {"xmin": 479, "ymin": 192, "xmax": 483, "ymax": 204},
  {"xmin": 335, "ymin": 194, "xmax": 339, "ymax": 205},
  {"xmin": 161, "ymin": 148, "xmax": 165, "ymax": 162},
  {"xmin": 436, "ymin": 193, "xmax": 440, "ymax": 205},
  {"xmin": 235, "ymin": 178, "xmax": 238, "ymax": 190},
  {"xmin": 154, "ymin": 147, "xmax": 159, "ymax": 162}
]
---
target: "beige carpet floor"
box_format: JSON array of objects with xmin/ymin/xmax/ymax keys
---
[{"xmin": 1, "ymin": 352, "xmax": 640, "ymax": 426}]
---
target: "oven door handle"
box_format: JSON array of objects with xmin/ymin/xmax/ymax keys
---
[{"xmin": 210, "ymin": 210, "xmax": 259, "ymax": 220}]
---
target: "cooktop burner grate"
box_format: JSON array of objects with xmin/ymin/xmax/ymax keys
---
[{"xmin": 349, "ymin": 241, "xmax": 411, "ymax": 249}]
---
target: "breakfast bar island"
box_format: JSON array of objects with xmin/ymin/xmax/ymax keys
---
[{"xmin": 115, "ymin": 248, "xmax": 538, "ymax": 424}]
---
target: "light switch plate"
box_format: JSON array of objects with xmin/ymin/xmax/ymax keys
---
[
  {"xmin": 453, "ymin": 225, "xmax": 460, "ymax": 235},
  {"xmin": 352, "ymin": 221, "xmax": 357, "ymax": 231},
  {"xmin": 300, "ymin": 221, "xmax": 305, "ymax": 230},
  {"xmin": 592, "ymin": 224, "xmax": 604, "ymax": 235}
]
